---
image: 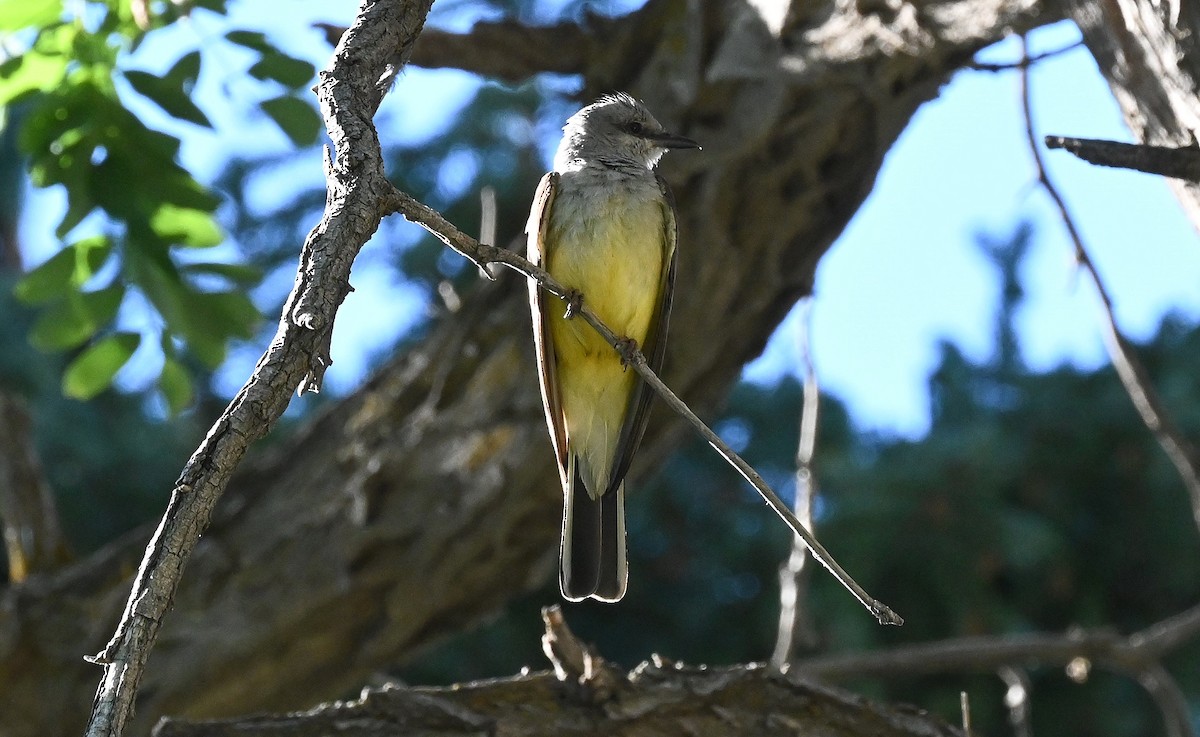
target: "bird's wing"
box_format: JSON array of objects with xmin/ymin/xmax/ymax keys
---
[
  {"xmin": 604, "ymin": 174, "xmax": 678, "ymax": 495},
  {"xmin": 527, "ymin": 172, "xmax": 570, "ymax": 491}
]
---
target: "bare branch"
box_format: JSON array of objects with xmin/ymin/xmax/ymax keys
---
[
  {"xmin": 0, "ymin": 394, "xmax": 67, "ymax": 581},
  {"xmin": 81, "ymin": 2, "xmax": 434, "ymax": 735},
  {"xmin": 410, "ymin": 24, "xmax": 590, "ymax": 81},
  {"xmin": 1045, "ymin": 135, "xmax": 1200, "ymax": 182},
  {"xmin": 1133, "ymin": 664, "xmax": 1194, "ymax": 737},
  {"xmin": 540, "ymin": 605, "xmax": 621, "ymax": 699},
  {"xmin": 794, "ymin": 604, "xmax": 1200, "ymax": 680},
  {"xmin": 313, "ymin": 19, "xmax": 592, "ymax": 83},
  {"xmin": 772, "ymin": 297, "xmax": 821, "ymax": 668},
  {"xmin": 383, "ymin": 190, "xmax": 903, "ymax": 627},
  {"xmin": 1018, "ymin": 37, "xmax": 1200, "ymax": 534},
  {"xmin": 997, "ymin": 666, "xmax": 1033, "ymax": 737},
  {"xmin": 965, "ymin": 40, "xmax": 1083, "ymax": 72}
]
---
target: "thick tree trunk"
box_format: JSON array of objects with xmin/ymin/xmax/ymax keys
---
[{"xmin": 0, "ymin": 0, "xmax": 1074, "ymax": 734}]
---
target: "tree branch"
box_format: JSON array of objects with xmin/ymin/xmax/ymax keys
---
[
  {"xmin": 410, "ymin": 23, "xmax": 591, "ymax": 81},
  {"xmin": 1045, "ymin": 135, "xmax": 1200, "ymax": 182},
  {"xmin": 1019, "ymin": 38, "xmax": 1200, "ymax": 535},
  {"xmin": 0, "ymin": 0, "xmax": 1065, "ymax": 731},
  {"xmin": 154, "ymin": 610, "xmax": 947, "ymax": 737},
  {"xmin": 772, "ymin": 297, "xmax": 821, "ymax": 668},
  {"xmin": 383, "ymin": 189, "xmax": 903, "ymax": 627},
  {"xmin": 965, "ymin": 40, "xmax": 1083, "ymax": 72},
  {"xmin": 313, "ymin": 18, "xmax": 594, "ymax": 83},
  {"xmin": 794, "ymin": 604, "xmax": 1200, "ymax": 679},
  {"xmin": 81, "ymin": 2, "xmax": 433, "ymax": 735},
  {"xmin": 0, "ymin": 394, "xmax": 67, "ymax": 582},
  {"xmin": 795, "ymin": 604, "xmax": 1200, "ymax": 737}
]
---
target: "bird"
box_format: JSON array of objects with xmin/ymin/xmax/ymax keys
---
[{"xmin": 526, "ymin": 93, "xmax": 700, "ymax": 602}]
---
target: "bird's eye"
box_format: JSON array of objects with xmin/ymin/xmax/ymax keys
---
[{"xmin": 627, "ymin": 121, "xmax": 644, "ymax": 135}]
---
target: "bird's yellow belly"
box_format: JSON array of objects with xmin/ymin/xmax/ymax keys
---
[
  {"xmin": 545, "ymin": 195, "xmax": 665, "ymax": 492},
  {"xmin": 546, "ymin": 198, "xmax": 664, "ymax": 355}
]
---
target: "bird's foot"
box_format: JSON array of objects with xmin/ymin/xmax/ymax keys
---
[
  {"xmin": 615, "ymin": 336, "xmax": 639, "ymax": 371},
  {"xmin": 563, "ymin": 289, "xmax": 583, "ymax": 320}
]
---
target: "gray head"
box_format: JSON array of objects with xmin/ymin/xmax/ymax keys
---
[{"xmin": 553, "ymin": 93, "xmax": 700, "ymax": 172}]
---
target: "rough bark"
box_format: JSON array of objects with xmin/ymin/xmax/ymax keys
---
[
  {"xmin": 150, "ymin": 609, "xmax": 965, "ymax": 737},
  {"xmin": 151, "ymin": 667, "xmax": 962, "ymax": 737},
  {"xmin": 1, "ymin": 0, "xmax": 1066, "ymax": 734}
]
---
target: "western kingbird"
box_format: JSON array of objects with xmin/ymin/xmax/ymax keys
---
[{"xmin": 527, "ymin": 93, "xmax": 699, "ymax": 602}]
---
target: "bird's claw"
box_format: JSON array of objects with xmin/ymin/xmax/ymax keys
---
[
  {"xmin": 563, "ymin": 289, "xmax": 583, "ymax": 320},
  {"xmin": 615, "ymin": 337, "xmax": 639, "ymax": 370}
]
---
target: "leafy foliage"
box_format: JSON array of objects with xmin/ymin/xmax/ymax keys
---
[{"xmin": 1, "ymin": 0, "xmax": 321, "ymax": 407}]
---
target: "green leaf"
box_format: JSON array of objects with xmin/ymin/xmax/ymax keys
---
[
  {"xmin": 181, "ymin": 261, "xmax": 263, "ymax": 286},
  {"xmin": 158, "ymin": 356, "xmax": 193, "ymax": 414},
  {"xmin": 248, "ymin": 54, "xmax": 314, "ymax": 89},
  {"xmin": 0, "ymin": 51, "xmax": 69, "ymax": 106},
  {"xmin": 18, "ymin": 237, "xmax": 115, "ymax": 303},
  {"xmin": 178, "ymin": 290, "xmax": 260, "ymax": 367},
  {"xmin": 55, "ymin": 192, "xmax": 97, "ymax": 238},
  {"xmin": 29, "ymin": 285, "xmax": 125, "ymax": 350},
  {"xmin": 0, "ymin": 0, "xmax": 60, "ymax": 30},
  {"xmin": 149, "ymin": 203, "xmax": 223, "ymax": 247},
  {"xmin": 62, "ymin": 332, "xmax": 141, "ymax": 399},
  {"xmin": 15, "ymin": 248, "xmax": 75, "ymax": 304},
  {"xmin": 224, "ymin": 30, "xmax": 272, "ymax": 53},
  {"xmin": 260, "ymin": 95, "xmax": 321, "ymax": 147},
  {"xmin": 194, "ymin": 291, "xmax": 260, "ymax": 337},
  {"xmin": 124, "ymin": 69, "xmax": 211, "ymax": 127},
  {"xmin": 191, "ymin": 0, "xmax": 227, "ymax": 13},
  {"xmin": 73, "ymin": 235, "xmax": 114, "ymax": 283},
  {"xmin": 165, "ymin": 50, "xmax": 201, "ymax": 86}
]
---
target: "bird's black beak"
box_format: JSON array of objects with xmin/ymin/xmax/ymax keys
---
[{"xmin": 646, "ymin": 131, "xmax": 702, "ymax": 150}]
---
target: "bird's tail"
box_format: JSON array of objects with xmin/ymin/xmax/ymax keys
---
[{"xmin": 560, "ymin": 455, "xmax": 627, "ymax": 602}]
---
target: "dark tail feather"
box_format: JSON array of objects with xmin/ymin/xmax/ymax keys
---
[{"xmin": 560, "ymin": 460, "xmax": 627, "ymax": 602}]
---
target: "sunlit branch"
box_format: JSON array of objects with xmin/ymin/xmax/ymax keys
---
[
  {"xmin": 771, "ymin": 297, "xmax": 822, "ymax": 668},
  {"xmin": 997, "ymin": 666, "xmax": 1033, "ymax": 737}
]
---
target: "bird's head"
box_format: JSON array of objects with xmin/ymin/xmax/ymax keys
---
[{"xmin": 554, "ymin": 93, "xmax": 700, "ymax": 172}]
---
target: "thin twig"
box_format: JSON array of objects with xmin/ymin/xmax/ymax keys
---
[
  {"xmin": 384, "ymin": 190, "xmax": 904, "ymax": 627},
  {"xmin": 1045, "ymin": 136, "xmax": 1200, "ymax": 182},
  {"xmin": 959, "ymin": 691, "xmax": 973, "ymax": 737},
  {"xmin": 772, "ymin": 298, "xmax": 822, "ymax": 668},
  {"xmin": 81, "ymin": 3, "xmax": 434, "ymax": 735},
  {"xmin": 966, "ymin": 40, "xmax": 1083, "ymax": 73},
  {"xmin": 794, "ymin": 603, "xmax": 1200, "ymax": 679},
  {"xmin": 997, "ymin": 666, "xmax": 1033, "ymax": 737},
  {"xmin": 1018, "ymin": 36, "xmax": 1200, "ymax": 534},
  {"xmin": 1133, "ymin": 663, "xmax": 1194, "ymax": 737}
]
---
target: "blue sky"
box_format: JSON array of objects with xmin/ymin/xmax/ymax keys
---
[
  {"xmin": 744, "ymin": 25, "xmax": 1200, "ymax": 436},
  {"xmin": 18, "ymin": 4, "xmax": 1200, "ymax": 437}
]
